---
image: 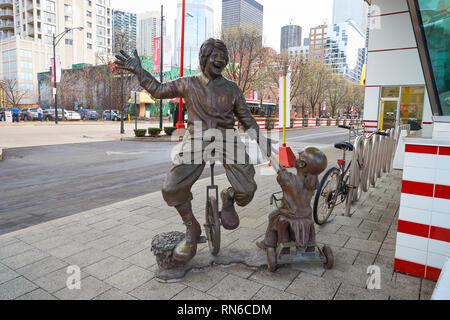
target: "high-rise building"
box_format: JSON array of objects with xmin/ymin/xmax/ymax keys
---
[
  {"xmin": 309, "ymin": 21, "xmax": 365, "ymax": 82},
  {"xmin": 0, "ymin": 0, "xmax": 113, "ymax": 104},
  {"xmin": 332, "ymin": 0, "xmax": 369, "ymax": 34},
  {"xmin": 221, "ymin": 0, "xmax": 263, "ymax": 45},
  {"xmin": 303, "ymin": 37, "xmax": 310, "ymax": 47},
  {"xmin": 280, "ymin": 24, "xmax": 302, "ymax": 52},
  {"xmin": 324, "ymin": 21, "xmax": 366, "ymax": 82},
  {"xmin": 174, "ymin": 0, "xmax": 214, "ymax": 71},
  {"xmin": 138, "ymin": 11, "xmax": 166, "ymax": 58},
  {"xmin": 112, "ymin": 10, "xmax": 137, "ymax": 55}
]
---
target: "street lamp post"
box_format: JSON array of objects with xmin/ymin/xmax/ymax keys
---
[
  {"xmin": 160, "ymin": 5, "xmax": 164, "ymax": 130},
  {"xmin": 177, "ymin": 0, "xmax": 187, "ymax": 129},
  {"xmin": 52, "ymin": 26, "xmax": 83, "ymax": 124}
]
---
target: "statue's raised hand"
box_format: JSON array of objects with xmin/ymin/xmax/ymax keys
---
[{"xmin": 114, "ymin": 49, "xmax": 143, "ymax": 76}]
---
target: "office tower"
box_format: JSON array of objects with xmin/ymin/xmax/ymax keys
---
[
  {"xmin": 0, "ymin": 0, "xmax": 113, "ymax": 104},
  {"xmin": 280, "ymin": 24, "xmax": 302, "ymax": 52},
  {"xmin": 221, "ymin": 0, "xmax": 263, "ymax": 46},
  {"xmin": 112, "ymin": 10, "xmax": 137, "ymax": 55},
  {"xmin": 138, "ymin": 11, "xmax": 166, "ymax": 58},
  {"xmin": 332, "ymin": 0, "xmax": 369, "ymax": 34},
  {"xmin": 174, "ymin": 0, "xmax": 214, "ymax": 71},
  {"xmin": 303, "ymin": 37, "xmax": 310, "ymax": 46}
]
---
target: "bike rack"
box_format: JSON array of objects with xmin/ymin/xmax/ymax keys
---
[{"xmin": 345, "ymin": 124, "xmax": 411, "ymax": 215}]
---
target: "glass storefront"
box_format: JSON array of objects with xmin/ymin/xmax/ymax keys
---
[
  {"xmin": 379, "ymin": 86, "xmax": 425, "ymax": 130},
  {"xmin": 416, "ymin": 0, "xmax": 450, "ymax": 115}
]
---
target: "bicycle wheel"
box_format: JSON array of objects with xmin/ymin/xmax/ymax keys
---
[
  {"xmin": 205, "ymin": 196, "xmax": 221, "ymax": 256},
  {"xmin": 313, "ymin": 167, "xmax": 341, "ymax": 225}
]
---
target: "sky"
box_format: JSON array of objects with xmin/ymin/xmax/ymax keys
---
[{"xmin": 110, "ymin": 0, "xmax": 334, "ymax": 52}]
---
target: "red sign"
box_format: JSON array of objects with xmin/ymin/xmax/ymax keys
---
[{"xmin": 153, "ymin": 37, "xmax": 161, "ymax": 73}]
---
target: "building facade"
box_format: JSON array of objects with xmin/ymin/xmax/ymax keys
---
[
  {"xmin": 221, "ymin": 0, "xmax": 263, "ymax": 46},
  {"xmin": 174, "ymin": 0, "xmax": 214, "ymax": 71},
  {"xmin": 138, "ymin": 11, "xmax": 166, "ymax": 58},
  {"xmin": 0, "ymin": 0, "xmax": 112, "ymax": 104},
  {"xmin": 280, "ymin": 24, "xmax": 302, "ymax": 52},
  {"xmin": 112, "ymin": 9, "xmax": 137, "ymax": 55},
  {"xmin": 362, "ymin": 0, "xmax": 449, "ymax": 282},
  {"xmin": 309, "ymin": 24, "xmax": 328, "ymax": 60}
]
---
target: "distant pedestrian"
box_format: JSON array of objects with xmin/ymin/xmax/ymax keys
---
[
  {"xmin": 12, "ymin": 106, "xmax": 19, "ymax": 123},
  {"xmin": 37, "ymin": 106, "xmax": 43, "ymax": 122}
]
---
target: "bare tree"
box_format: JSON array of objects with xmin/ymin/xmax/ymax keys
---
[
  {"xmin": 303, "ymin": 59, "xmax": 332, "ymax": 118},
  {"xmin": 0, "ymin": 79, "xmax": 28, "ymax": 108},
  {"xmin": 221, "ymin": 26, "xmax": 268, "ymax": 96},
  {"xmin": 326, "ymin": 73, "xmax": 350, "ymax": 117}
]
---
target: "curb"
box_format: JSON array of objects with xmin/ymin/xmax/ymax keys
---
[{"xmin": 121, "ymin": 136, "xmax": 183, "ymax": 143}]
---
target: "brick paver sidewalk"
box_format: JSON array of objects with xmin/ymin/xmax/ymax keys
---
[{"xmin": 0, "ymin": 147, "xmax": 436, "ymax": 300}]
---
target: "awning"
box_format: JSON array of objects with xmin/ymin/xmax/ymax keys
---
[{"xmin": 128, "ymin": 91, "xmax": 155, "ymax": 104}]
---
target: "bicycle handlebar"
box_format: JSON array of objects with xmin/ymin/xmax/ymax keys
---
[
  {"xmin": 338, "ymin": 125, "xmax": 354, "ymax": 130},
  {"xmin": 376, "ymin": 131, "xmax": 390, "ymax": 137}
]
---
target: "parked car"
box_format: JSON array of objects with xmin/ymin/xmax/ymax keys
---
[
  {"xmin": 20, "ymin": 108, "xmax": 39, "ymax": 121},
  {"xmin": 43, "ymin": 108, "xmax": 63, "ymax": 121},
  {"xmin": 64, "ymin": 110, "xmax": 82, "ymax": 121},
  {"xmin": 79, "ymin": 109, "xmax": 100, "ymax": 120},
  {"xmin": 102, "ymin": 110, "xmax": 120, "ymax": 121}
]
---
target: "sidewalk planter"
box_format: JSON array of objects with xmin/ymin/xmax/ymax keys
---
[
  {"xmin": 134, "ymin": 129, "xmax": 147, "ymax": 137},
  {"xmin": 148, "ymin": 128, "xmax": 162, "ymax": 137},
  {"xmin": 265, "ymin": 118, "xmax": 276, "ymax": 131},
  {"xmin": 164, "ymin": 127, "xmax": 177, "ymax": 136}
]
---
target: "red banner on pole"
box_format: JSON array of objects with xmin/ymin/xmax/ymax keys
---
[{"xmin": 153, "ymin": 37, "xmax": 161, "ymax": 73}]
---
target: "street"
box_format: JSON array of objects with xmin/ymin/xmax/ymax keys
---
[{"xmin": 0, "ymin": 127, "xmax": 349, "ymax": 235}]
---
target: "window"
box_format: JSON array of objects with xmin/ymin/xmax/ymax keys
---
[
  {"xmin": 65, "ymin": 39, "xmax": 73, "ymax": 45},
  {"xmin": 20, "ymin": 61, "xmax": 32, "ymax": 69},
  {"xmin": 65, "ymin": 16, "xmax": 73, "ymax": 23},
  {"xmin": 20, "ymin": 49, "xmax": 32, "ymax": 58},
  {"xmin": 2, "ymin": 49, "xmax": 17, "ymax": 59},
  {"xmin": 20, "ymin": 72, "xmax": 33, "ymax": 80},
  {"xmin": 21, "ymin": 84, "xmax": 34, "ymax": 91},
  {"xmin": 416, "ymin": 0, "xmax": 450, "ymax": 115},
  {"xmin": 400, "ymin": 86, "xmax": 425, "ymax": 126},
  {"xmin": 64, "ymin": 4, "xmax": 72, "ymax": 12},
  {"xmin": 97, "ymin": 15, "xmax": 105, "ymax": 25},
  {"xmin": 96, "ymin": 36, "xmax": 105, "ymax": 46},
  {"xmin": 44, "ymin": 23, "xmax": 56, "ymax": 35},
  {"xmin": 44, "ymin": 12, "xmax": 56, "ymax": 23},
  {"xmin": 87, "ymin": 43, "xmax": 92, "ymax": 49},
  {"xmin": 96, "ymin": 5, "xmax": 105, "ymax": 15},
  {"xmin": 86, "ymin": 0, "xmax": 92, "ymax": 6},
  {"xmin": 87, "ymin": 11, "xmax": 92, "ymax": 18},
  {"xmin": 87, "ymin": 32, "xmax": 92, "ymax": 39},
  {"xmin": 45, "ymin": 0, "xmax": 55, "ymax": 11},
  {"xmin": 96, "ymin": 26, "xmax": 105, "ymax": 36}
]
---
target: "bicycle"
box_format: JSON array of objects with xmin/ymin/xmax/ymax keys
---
[{"xmin": 312, "ymin": 125, "xmax": 389, "ymax": 225}]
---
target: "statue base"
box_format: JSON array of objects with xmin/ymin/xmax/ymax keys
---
[{"xmin": 151, "ymin": 231, "xmax": 207, "ymax": 281}]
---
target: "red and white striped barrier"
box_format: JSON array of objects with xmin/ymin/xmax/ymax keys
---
[
  {"xmin": 307, "ymin": 119, "xmax": 317, "ymax": 127},
  {"xmin": 330, "ymin": 119, "xmax": 337, "ymax": 126},
  {"xmin": 395, "ymin": 144, "xmax": 450, "ymax": 281},
  {"xmin": 292, "ymin": 119, "xmax": 303, "ymax": 128}
]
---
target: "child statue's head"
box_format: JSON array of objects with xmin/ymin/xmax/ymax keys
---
[{"xmin": 295, "ymin": 147, "xmax": 328, "ymax": 176}]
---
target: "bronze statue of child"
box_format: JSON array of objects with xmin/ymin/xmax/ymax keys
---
[{"xmin": 257, "ymin": 147, "xmax": 327, "ymax": 252}]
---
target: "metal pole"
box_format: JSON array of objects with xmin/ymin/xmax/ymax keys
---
[
  {"xmin": 177, "ymin": 0, "xmax": 186, "ymax": 129},
  {"xmin": 110, "ymin": 75, "xmax": 112, "ymax": 121},
  {"xmin": 135, "ymin": 91, "xmax": 137, "ymax": 131},
  {"xmin": 53, "ymin": 34, "xmax": 58, "ymax": 124},
  {"xmin": 160, "ymin": 5, "xmax": 164, "ymax": 130},
  {"xmin": 283, "ymin": 75, "xmax": 286, "ymax": 147}
]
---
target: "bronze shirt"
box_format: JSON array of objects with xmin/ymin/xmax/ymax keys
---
[{"xmin": 140, "ymin": 70, "xmax": 259, "ymax": 134}]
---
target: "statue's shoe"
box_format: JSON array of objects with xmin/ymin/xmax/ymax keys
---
[
  {"xmin": 220, "ymin": 189, "xmax": 240, "ymax": 230},
  {"xmin": 173, "ymin": 220, "xmax": 202, "ymax": 263}
]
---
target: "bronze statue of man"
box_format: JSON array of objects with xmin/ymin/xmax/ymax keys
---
[{"xmin": 115, "ymin": 38, "xmax": 260, "ymax": 263}]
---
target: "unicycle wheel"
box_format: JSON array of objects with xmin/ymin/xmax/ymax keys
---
[{"xmin": 205, "ymin": 196, "xmax": 221, "ymax": 256}]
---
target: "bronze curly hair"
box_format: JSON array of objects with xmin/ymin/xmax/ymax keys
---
[{"xmin": 199, "ymin": 38, "xmax": 229, "ymax": 73}]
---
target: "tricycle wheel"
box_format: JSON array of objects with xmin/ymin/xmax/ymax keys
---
[
  {"xmin": 322, "ymin": 245, "xmax": 334, "ymax": 269},
  {"xmin": 205, "ymin": 197, "xmax": 221, "ymax": 256},
  {"xmin": 267, "ymin": 247, "xmax": 277, "ymax": 272}
]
